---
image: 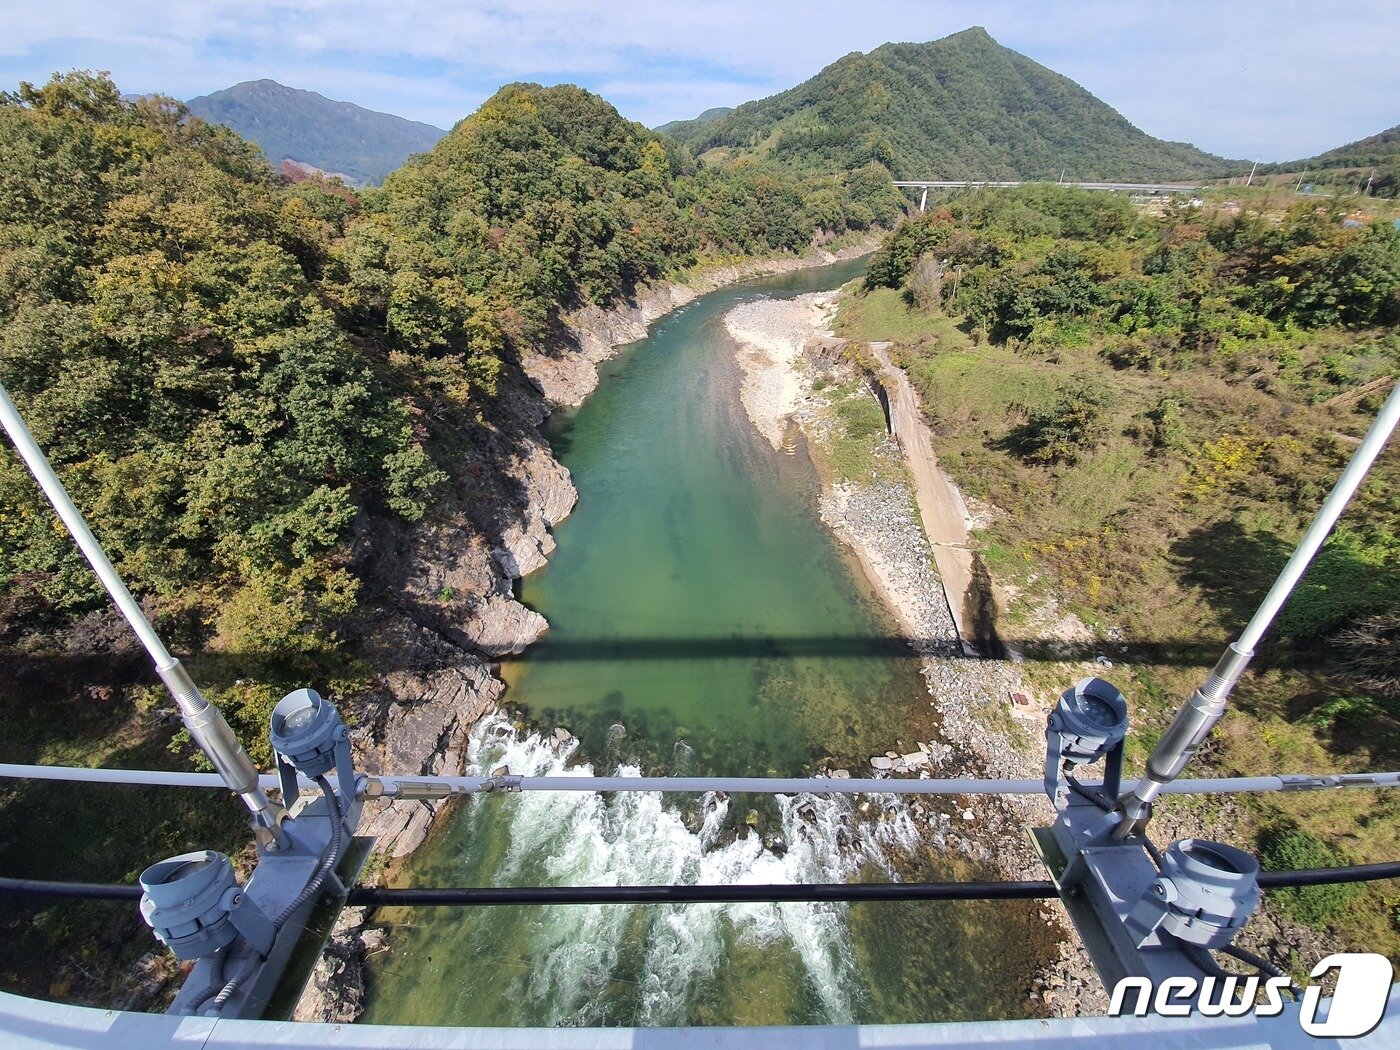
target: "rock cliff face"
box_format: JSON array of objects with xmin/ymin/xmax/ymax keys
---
[
  {"xmin": 293, "ymin": 240, "xmax": 876, "ymax": 1022},
  {"xmin": 522, "ymin": 239, "xmax": 878, "ymax": 407}
]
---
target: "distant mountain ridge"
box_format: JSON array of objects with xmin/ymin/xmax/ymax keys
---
[
  {"xmin": 654, "ymin": 106, "xmax": 732, "ymax": 136},
  {"xmin": 185, "ymin": 80, "xmax": 446, "ymax": 185},
  {"xmin": 1266, "ymin": 124, "xmax": 1400, "ymax": 173},
  {"xmin": 662, "ymin": 27, "xmax": 1234, "ymax": 182}
]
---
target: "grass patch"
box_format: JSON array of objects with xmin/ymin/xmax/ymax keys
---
[
  {"xmin": 1259, "ymin": 827, "xmax": 1364, "ymax": 927},
  {"xmin": 837, "ymin": 286, "xmax": 973, "ymax": 349}
]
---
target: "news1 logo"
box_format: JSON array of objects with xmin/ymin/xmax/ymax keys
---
[{"xmin": 1108, "ymin": 952, "xmax": 1394, "ymax": 1037}]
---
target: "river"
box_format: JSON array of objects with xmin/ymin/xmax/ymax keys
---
[{"xmin": 360, "ymin": 259, "xmax": 1053, "ymax": 1027}]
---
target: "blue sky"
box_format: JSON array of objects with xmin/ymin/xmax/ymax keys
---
[{"xmin": 3, "ymin": 1, "xmax": 1397, "ymax": 162}]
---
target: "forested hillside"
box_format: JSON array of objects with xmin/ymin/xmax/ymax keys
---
[
  {"xmin": 663, "ymin": 27, "xmax": 1233, "ymax": 181},
  {"xmin": 654, "ymin": 106, "xmax": 732, "ymax": 136},
  {"xmin": 186, "ymin": 79, "xmax": 447, "ymax": 185},
  {"xmin": 1261, "ymin": 124, "xmax": 1400, "ymax": 198},
  {"xmin": 848, "ymin": 186, "xmax": 1400, "ymax": 956},
  {"xmin": 0, "ymin": 71, "xmax": 903, "ymax": 1001}
]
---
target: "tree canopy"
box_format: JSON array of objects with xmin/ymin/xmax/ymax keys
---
[{"xmin": 0, "ymin": 72, "xmax": 906, "ymax": 694}]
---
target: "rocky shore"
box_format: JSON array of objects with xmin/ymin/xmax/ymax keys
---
[
  {"xmin": 291, "ymin": 237, "xmax": 879, "ymax": 1022},
  {"xmin": 721, "ymin": 293, "xmax": 1110, "ymax": 1016},
  {"xmin": 724, "ymin": 292, "xmax": 838, "ymax": 448}
]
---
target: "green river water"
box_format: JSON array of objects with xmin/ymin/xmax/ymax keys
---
[{"xmin": 361, "ymin": 260, "xmax": 1052, "ymax": 1027}]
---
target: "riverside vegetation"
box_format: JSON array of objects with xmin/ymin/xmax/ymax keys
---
[
  {"xmin": 843, "ymin": 184, "xmax": 1400, "ymax": 961},
  {"xmin": 0, "ymin": 71, "xmax": 902, "ymax": 1003}
]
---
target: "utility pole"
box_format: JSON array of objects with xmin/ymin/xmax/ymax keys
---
[
  {"xmin": 1365, "ymin": 169, "xmax": 1376, "ymax": 195},
  {"xmin": 1295, "ymin": 168, "xmax": 1307, "ymax": 192},
  {"xmin": 1244, "ymin": 160, "xmax": 1258, "ymax": 188}
]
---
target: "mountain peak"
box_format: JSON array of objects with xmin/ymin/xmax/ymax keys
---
[
  {"xmin": 186, "ymin": 81, "xmax": 445, "ymax": 185},
  {"xmin": 662, "ymin": 27, "xmax": 1229, "ymax": 181}
]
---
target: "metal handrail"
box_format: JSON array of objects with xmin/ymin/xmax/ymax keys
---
[{"xmin": 1, "ymin": 762, "xmax": 1397, "ymax": 797}]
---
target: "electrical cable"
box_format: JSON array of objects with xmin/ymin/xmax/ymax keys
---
[
  {"xmin": 273, "ymin": 775, "xmax": 343, "ymax": 928},
  {"xmin": 1141, "ymin": 835, "xmax": 1165, "ymax": 871},
  {"xmin": 1222, "ymin": 942, "xmax": 1302, "ymax": 1000},
  {"xmin": 1182, "ymin": 943, "xmax": 1233, "ymax": 980},
  {"xmin": 1067, "ymin": 776, "xmax": 1113, "ymax": 812},
  {"xmin": 188, "ymin": 944, "xmax": 228, "ymax": 1015},
  {"xmin": 209, "ymin": 776, "xmax": 344, "ymax": 1015}
]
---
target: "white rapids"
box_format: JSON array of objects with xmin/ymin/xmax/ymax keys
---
[{"xmin": 455, "ymin": 713, "xmax": 922, "ymax": 1025}]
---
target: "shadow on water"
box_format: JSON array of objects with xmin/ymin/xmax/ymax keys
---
[{"xmin": 510, "ymin": 633, "xmax": 1221, "ymax": 665}]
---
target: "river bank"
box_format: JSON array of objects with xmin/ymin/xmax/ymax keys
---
[
  {"xmin": 292, "ymin": 239, "xmax": 879, "ymax": 1022},
  {"xmin": 720, "ymin": 292, "xmax": 1109, "ymax": 1016}
]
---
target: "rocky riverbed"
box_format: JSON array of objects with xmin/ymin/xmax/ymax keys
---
[{"xmin": 724, "ymin": 291, "xmax": 838, "ymax": 448}]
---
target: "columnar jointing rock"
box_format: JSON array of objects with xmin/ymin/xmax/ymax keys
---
[{"xmin": 292, "ymin": 238, "xmax": 877, "ymax": 1023}]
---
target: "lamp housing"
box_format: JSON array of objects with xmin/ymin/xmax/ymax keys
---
[
  {"xmin": 1045, "ymin": 677, "xmax": 1129, "ymax": 809},
  {"xmin": 139, "ymin": 850, "xmax": 274, "ymax": 961},
  {"xmin": 1127, "ymin": 838, "xmax": 1261, "ymax": 950},
  {"xmin": 269, "ymin": 688, "xmax": 354, "ymax": 810}
]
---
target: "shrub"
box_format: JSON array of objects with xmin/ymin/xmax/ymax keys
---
[
  {"xmin": 1004, "ymin": 381, "xmax": 1110, "ymax": 465},
  {"xmin": 1259, "ymin": 827, "xmax": 1362, "ymax": 926}
]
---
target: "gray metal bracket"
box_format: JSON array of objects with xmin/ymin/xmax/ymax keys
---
[
  {"xmin": 1033, "ymin": 800, "xmax": 1217, "ymax": 991},
  {"xmin": 169, "ymin": 789, "xmax": 362, "ymax": 1018}
]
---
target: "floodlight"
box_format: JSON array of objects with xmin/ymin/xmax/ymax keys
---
[
  {"xmin": 1044, "ymin": 677, "xmax": 1128, "ymax": 809},
  {"xmin": 1127, "ymin": 838, "xmax": 1261, "ymax": 950},
  {"xmin": 269, "ymin": 688, "xmax": 354, "ymax": 808},
  {"xmin": 138, "ymin": 850, "xmax": 274, "ymax": 961}
]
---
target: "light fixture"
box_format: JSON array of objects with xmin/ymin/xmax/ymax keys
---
[
  {"xmin": 138, "ymin": 850, "xmax": 274, "ymax": 962},
  {"xmin": 1044, "ymin": 676, "xmax": 1129, "ymax": 809},
  {"xmin": 269, "ymin": 688, "xmax": 354, "ymax": 808},
  {"xmin": 1127, "ymin": 838, "xmax": 1261, "ymax": 950}
]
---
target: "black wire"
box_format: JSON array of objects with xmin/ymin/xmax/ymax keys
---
[
  {"xmin": 0, "ymin": 878, "xmax": 140, "ymax": 900},
  {"xmin": 342, "ymin": 881, "xmax": 1059, "ymax": 906},
  {"xmin": 4, "ymin": 858, "xmax": 1399, "ymax": 906},
  {"xmin": 1221, "ymin": 943, "xmax": 1302, "ymax": 1001},
  {"xmin": 1067, "ymin": 776, "xmax": 1114, "ymax": 812},
  {"xmin": 1142, "ymin": 836, "xmax": 1166, "ymax": 871},
  {"xmin": 1257, "ymin": 860, "xmax": 1400, "ymax": 887}
]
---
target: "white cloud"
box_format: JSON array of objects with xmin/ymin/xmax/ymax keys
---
[{"xmin": 2, "ymin": 1, "xmax": 1397, "ymax": 159}]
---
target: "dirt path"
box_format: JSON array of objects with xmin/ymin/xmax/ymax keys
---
[{"xmin": 869, "ymin": 342, "xmax": 986, "ymax": 655}]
